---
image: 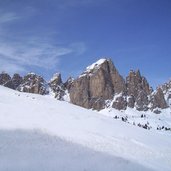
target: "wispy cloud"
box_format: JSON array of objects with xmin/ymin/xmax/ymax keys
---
[
  {"xmin": 0, "ymin": 6, "xmax": 87, "ymax": 75},
  {"xmin": 0, "ymin": 11, "xmax": 20, "ymax": 24},
  {"xmin": 0, "ymin": 39, "xmax": 86, "ymax": 74},
  {"xmin": 0, "ymin": 11, "xmax": 20, "ymax": 36},
  {"xmin": 0, "ymin": 42, "xmax": 66, "ymax": 68}
]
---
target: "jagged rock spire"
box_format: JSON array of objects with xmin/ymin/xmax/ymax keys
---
[
  {"xmin": 49, "ymin": 73, "xmax": 66, "ymax": 100},
  {"xmin": 150, "ymin": 87, "xmax": 168, "ymax": 112},
  {"xmin": 126, "ymin": 70, "xmax": 152, "ymax": 111}
]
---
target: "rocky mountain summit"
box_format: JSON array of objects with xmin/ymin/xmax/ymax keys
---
[
  {"xmin": 0, "ymin": 58, "xmax": 170, "ymax": 113},
  {"xmin": 70, "ymin": 59, "xmax": 126, "ymax": 110},
  {"xmin": 69, "ymin": 59, "xmax": 169, "ymax": 113}
]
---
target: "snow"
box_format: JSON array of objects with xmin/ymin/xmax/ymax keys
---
[
  {"xmin": 79, "ymin": 58, "xmax": 107, "ymax": 78},
  {"xmin": 0, "ymin": 130, "xmax": 153, "ymax": 171},
  {"xmin": 63, "ymin": 90, "xmax": 70, "ymax": 102},
  {"xmin": 100, "ymin": 106, "xmax": 171, "ymax": 130},
  {"xmin": 86, "ymin": 58, "xmax": 107, "ymax": 72},
  {"xmin": 101, "ymin": 93, "xmax": 171, "ymax": 131},
  {"xmin": 0, "ymin": 86, "xmax": 171, "ymax": 171},
  {"xmin": 50, "ymin": 72, "xmax": 61, "ymax": 82},
  {"xmin": 27, "ymin": 72, "xmax": 36, "ymax": 75}
]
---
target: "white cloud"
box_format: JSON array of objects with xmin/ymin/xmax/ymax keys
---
[
  {"xmin": 0, "ymin": 12, "xmax": 20, "ymax": 24},
  {"xmin": 0, "ymin": 41, "xmax": 71, "ymax": 68},
  {"xmin": 0, "ymin": 9, "xmax": 87, "ymax": 74},
  {"xmin": 0, "ymin": 39, "xmax": 86, "ymax": 74}
]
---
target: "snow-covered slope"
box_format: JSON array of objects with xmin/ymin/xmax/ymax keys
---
[
  {"xmin": 100, "ymin": 106, "xmax": 171, "ymax": 131},
  {"xmin": 0, "ymin": 86, "xmax": 171, "ymax": 171}
]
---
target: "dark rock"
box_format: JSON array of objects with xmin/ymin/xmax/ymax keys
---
[
  {"xmin": 126, "ymin": 70, "xmax": 152, "ymax": 97},
  {"xmin": 12, "ymin": 73, "xmax": 23, "ymax": 89},
  {"xmin": 126, "ymin": 70, "xmax": 151, "ymax": 110},
  {"xmin": 17, "ymin": 73, "xmax": 48, "ymax": 95},
  {"xmin": 153, "ymin": 109, "xmax": 161, "ymax": 114},
  {"xmin": 0, "ymin": 72, "xmax": 11, "ymax": 86},
  {"xmin": 127, "ymin": 95, "xmax": 135, "ymax": 108},
  {"xmin": 135, "ymin": 91, "xmax": 149, "ymax": 111},
  {"xmin": 89, "ymin": 98, "xmax": 106, "ymax": 111},
  {"xmin": 0, "ymin": 72, "xmax": 22, "ymax": 89},
  {"xmin": 150, "ymin": 88, "xmax": 168, "ymax": 110},
  {"xmin": 49, "ymin": 73, "xmax": 66, "ymax": 100},
  {"xmin": 112, "ymin": 95, "xmax": 127, "ymax": 110},
  {"xmin": 64, "ymin": 77, "xmax": 74, "ymax": 92},
  {"xmin": 3, "ymin": 80, "xmax": 14, "ymax": 89}
]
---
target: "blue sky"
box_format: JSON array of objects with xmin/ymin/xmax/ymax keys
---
[{"xmin": 0, "ymin": 0, "xmax": 171, "ymax": 88}]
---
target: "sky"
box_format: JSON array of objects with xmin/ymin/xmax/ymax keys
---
[{"xmin": 0, "ymin": 0, "xmax": 171, "ymax": 88}]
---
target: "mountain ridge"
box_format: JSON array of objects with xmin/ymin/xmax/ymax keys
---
[{"xmin": 0, "ymin": 58, "xmax": 171, "ymax": 114}]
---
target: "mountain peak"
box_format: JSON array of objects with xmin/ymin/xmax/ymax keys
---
[
  {"xmin": 50, "ymin": 73, "xmax": 62, "ymax": 83},
  {"xmin": 85, "ymin": 58, "xmax": 108, "ymax": 72}
]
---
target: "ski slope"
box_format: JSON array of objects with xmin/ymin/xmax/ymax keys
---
[{"xmin": 0, "ymin": 86, "xmax": 171, "ymax": 171}]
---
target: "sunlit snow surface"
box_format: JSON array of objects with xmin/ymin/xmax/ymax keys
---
[
  {"xmin": 100, "ymin": 107, "xmax": 171, "ymax": 130},
  {"xmin": 0, "ymin": 86, "xmax": 171, "ymax": 171},
  {"xmin": 0, "ymin": 130, "xmax": 153, "ymax": 171}
]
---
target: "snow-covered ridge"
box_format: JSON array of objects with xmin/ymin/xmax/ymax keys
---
[
  {"xmin": 79, "ymin": 58, "xmax": 108, "ymax": 78},
  {"xmin": 86, "ymin": 58, "xmax": 107, "ymax": 72},
  {"xmin": 50, "ymin": 72, "xmax": 61, "ymax": 83}
]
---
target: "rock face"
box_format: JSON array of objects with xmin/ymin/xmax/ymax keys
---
[
  {"xmin": 127, "ymin": 95, "xmax": 135, "ymax": 108},
  {"xmin": 11, "ymin": 74, "xmax": 23, "ymax": 89},
  {"xmin": 112, "ymin": 94, "xmax": 127, "ymax": 110},
  {"xmin": 49, "ymin": 73, "xmax": 66, "ymax": 100},
  {"xmin": 126, "ymin": 70, "xmax": 152, "ymax": 111},
  {"xmin": 0, "ymin": 72, "xmax": 23, "ymax": 89},
  {"xmin": 160, "ymin": 80, "xmax": 171, "ymax": 107},
  {"xmin": 135, "ymin": 90, "xmax": 149, "ymax": 111},
  {"xmin": 0, "ymin": 72, "xmax": 11, "ymax": 86},
  {"xmin": 150, "ymin": 88, "xmax": 168, "ymax": 111},
  {"xmin": 17, "ymin": 73, "xmax": 48, "ymax": 95},
  {"xmin": 70, "ymin": 75, "xmax": 90, "ymax": 108},
  {"xmin": 64, "ymin": 77, "xmax": 74, "ymax": 92},
  {"xmin": 70, "ymin": 59, "xmax": 126, "ymax": 110}
]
